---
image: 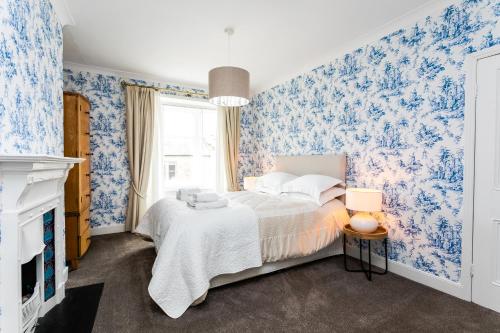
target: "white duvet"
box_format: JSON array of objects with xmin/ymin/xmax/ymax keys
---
[
  {"xmin": 136, "ymin": 196, "xmax": 262, "ymax": 318},
  {"xmin": 226, "ymin": 191, "xmax": 349, "ymax": 262}
]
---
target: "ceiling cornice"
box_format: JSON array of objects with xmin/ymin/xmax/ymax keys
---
[
  {"xmin": 63, "ymin": 61, "xmax": 208, "ymax": 92},
  {"xmin": 50, "ymin": 0, "xmax": 75, "ymax": 27},
  {"xmin": 253, "ymin": 0, "xmax": 458, "ymax": 94}
]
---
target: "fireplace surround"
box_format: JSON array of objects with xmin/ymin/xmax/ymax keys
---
[{"xmin": 0, "ymin": 155, "xmax": 82, "ymax": 333}]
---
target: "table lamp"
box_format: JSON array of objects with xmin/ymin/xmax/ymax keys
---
[
  {"xmin": 346, "ymin": 188, "xmax": 382, "ymax": 233},
  {"xmin": 243, "ymin": 176, "xmax": 258, "ymax": 191}
]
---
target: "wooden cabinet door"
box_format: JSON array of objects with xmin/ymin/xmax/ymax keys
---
[
  {"xmin": 81, "ymin": 192, "xmax": 91, "ymax": 211},
  {"xmin": 80, "ymin": 158, "xmax": 91, "ymax": 198},
  {"xmin": 64, "ymin": 93, "xmax": 80, "ymax": 212},
  {"xmin": 78, "ymin": 208, "xmax": 90, "ymax": 236},
  {"xmin": 63, "ymin": 94, "xmax": 79, "ymax": 157},
  {"xmin": 64, "ymin": 92, "xmax": 92, "ymax": 268},
  {"xmin": 65, "ymin": 215, "xmax": 78, "ymax": 261},
  {"xmin": 79, "ymin": 98, "xmax": 90, "ymax": 156},
  {"xmin": 79, "ymin": 137, "xmax": 90, "ymax": 160},
  {"xmin": 65, "ymin": 164, "xmax": 81, "ymax": 212},
  {"xmin": 79, "ymin": 98, "xmax": 90, "ymax": 134},
  {"xmin": 78, "ymin": 224, "xmax": 91, "ymax": 257}
]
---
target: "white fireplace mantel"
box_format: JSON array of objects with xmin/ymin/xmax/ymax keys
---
[{"xmin": 0, "ymin": 154, "xmax": 83, "ymax": 333}]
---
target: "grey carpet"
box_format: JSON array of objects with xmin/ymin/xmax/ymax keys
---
[{"xmin": 67, "ymin": 233, "xmax": 500, "ymax": 333}]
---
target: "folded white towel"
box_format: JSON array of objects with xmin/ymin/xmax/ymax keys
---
[
  {"xmin": 191, "ymin": 192, "xmax": 220, "ymax": 203},
  {"xmin": 187, "ymin": 198, "xmax": 229, "ymax": 210},
  {"xmin": 176, "ymin": 188, "xmax": 200, "ymax": 201}
]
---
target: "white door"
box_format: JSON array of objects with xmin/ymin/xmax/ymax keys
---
[{"xmin": 473, "ymin": 53, "xmax": 500, "ymax": 312}]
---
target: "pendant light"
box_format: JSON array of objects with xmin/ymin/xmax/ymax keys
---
[{"xmin": 208, "ymin": 27, "xmax": 250, "ymax": 107}]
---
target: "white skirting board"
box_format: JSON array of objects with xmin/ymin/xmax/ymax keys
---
[
  {"xmin": 344, "ymin": 245, "xmax": 469, "ymax": 300},
  {"xmin": 91, "ymin": 224, "xmax": 126, "ymax": 236}
]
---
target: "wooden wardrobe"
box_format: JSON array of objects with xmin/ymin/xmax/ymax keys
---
[{"xmin": 63, "ymin": 92, "xmax": 92, "ymax": 270}]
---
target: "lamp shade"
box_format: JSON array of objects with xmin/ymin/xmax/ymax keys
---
[
  {"xmin": 346, "ymin": 188, "xmax": 382, "ymax": 212},
  {"xmin": 209, "ymin": 66, "xmax": 250, "ymax": 107}
]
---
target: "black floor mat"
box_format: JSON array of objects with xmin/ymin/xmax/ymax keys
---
[{"xmin": 35, "ymin": 283, "xmax": 104, "ymax": 333}]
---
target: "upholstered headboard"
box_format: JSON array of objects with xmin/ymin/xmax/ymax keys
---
[{"xmin": 273, "ymin": 154, "xmax": 346, "ymax": 183}]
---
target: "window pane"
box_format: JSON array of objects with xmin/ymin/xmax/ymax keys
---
[{"xmin": 161, "ymin": 103, "xmax": 217, "ymax": 191}]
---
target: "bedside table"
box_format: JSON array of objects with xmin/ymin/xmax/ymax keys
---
[{"xmin": 343, "ymin": 223, "xmax": 388, "ymax": 281}]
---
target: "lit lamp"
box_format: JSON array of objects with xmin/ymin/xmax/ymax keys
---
[
  {"xmin": 243, "ymin": 176, "xmax": 258, "ymax": 191},
  {"xmin": 346, "ymin": 188, "xmax": 382, "ymax": 233}
]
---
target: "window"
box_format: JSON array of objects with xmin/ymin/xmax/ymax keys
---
[
  {"xmin": 168, "ymin": 162, "xmax": 176, "ymax": 179},
  {"xmin": 160, "ymin": 98, "xmax": 218, "ymax": 191}
]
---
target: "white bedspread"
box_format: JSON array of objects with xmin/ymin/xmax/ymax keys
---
[
  {"xmin": 226, "ymin": 191, "xmax": 349, "ymax": 262},
  {"xmin": 136, "ymin": 196, "xmax": 261, "ymax": 318}
]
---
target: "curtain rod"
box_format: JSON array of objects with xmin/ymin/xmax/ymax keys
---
[{"xmin": 121, "ymin": 81, "xmax": 208, "ymax": 98}]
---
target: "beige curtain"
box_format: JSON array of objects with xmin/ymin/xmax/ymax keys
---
[
  {"xmin": 125, "ymin": 86, "xmax": 157, "ymax": 231},
  {"xmin": 219, "ymin": 106, "xmax": 241, "ymax": 191}
]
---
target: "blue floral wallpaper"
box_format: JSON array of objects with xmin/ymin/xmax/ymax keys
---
[
  {"xmin": 239, "ymin": 0, "xmax": 500, "ymax": 282},
  {"xmin": 63, "ymin": 68, "xmax": 207, "ymax": 230},
  {"xmin": 0, "ymin": 0, "xmax": 63, "ymax": 324},
  {"xmin": 0, "ymin": 0, "xmax": 63, "ymax": 155}
]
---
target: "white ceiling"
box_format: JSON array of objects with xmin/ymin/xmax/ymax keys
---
[{"xmin": 63, "ymin": 0, "xmax": 443, "ymax": 93}]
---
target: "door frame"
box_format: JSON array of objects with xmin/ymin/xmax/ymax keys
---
[{"xmin": 463, "ymin": 45, "xmax": 500, "ymax": 302}]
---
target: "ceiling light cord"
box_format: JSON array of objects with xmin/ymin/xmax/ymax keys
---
[
  {"xmin": 224, "ymin": 27, "xmax": 234, "ymax": 66},
  {"xmin": 227, "ymin": 32, "xmax": 231, "ymax": 65}
]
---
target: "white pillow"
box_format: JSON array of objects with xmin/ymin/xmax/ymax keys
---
[
  {"xmin": 256, "ymin": 172, "xmax": 297, "ymax": 195},
  {"xmin": 282, "ymin": 186, "xmax": 346, "ymax": 206},
  {"xmin": 281, "ymin": 174, "xmax": 344, "ymax": 202},
  {"xmin": 317, "ymin": 186, "xmax": 346, "ymax": 205}
]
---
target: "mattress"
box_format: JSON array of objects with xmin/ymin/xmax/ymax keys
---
[{"xmin": 224, "ymin": 191, "xmax": 349, "ymax": 263}]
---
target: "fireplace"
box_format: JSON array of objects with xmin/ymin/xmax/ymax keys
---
[
  {"xmin": 22, "ymin": 257, "xmax": 37, "ymax": 303},
  {"xmin": 0, "ymin": 155, "xmax": 82, "ymax": 333},
  {"xmin": 18, "ymin": 208, "xmax": 59, "ymax": 332},
  {"xmin": 21, "ymin": 256, "xmax": 41, "ymax": 333}
]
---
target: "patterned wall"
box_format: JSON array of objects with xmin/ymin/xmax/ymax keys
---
[
  {"xmin": 239, "ymin": 0, "xmax": 500, "ymax": 282},
  {"xmin": 0, "ymin": 0, "xmax": 63, "ymax": 155},
  {"xmin": 0, "ymin": 0, "xmax": 63, "ymax": 324},
  {"xmin": 63, "ymin": 69, "xmax": 207, "ymax": 229}
]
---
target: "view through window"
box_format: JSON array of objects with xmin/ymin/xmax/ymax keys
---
[{"xmin": 160, "ymin": 100, "xmax": 218, "ymax": 191}]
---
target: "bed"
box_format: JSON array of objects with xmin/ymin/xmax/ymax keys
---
[
  {"xmin": 136, "ymin": 154, "xmax": 349, "ymax": 318},
  {"xmin": 211, "ymin": 154, "xmax": 348, "ymax": 287}
]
